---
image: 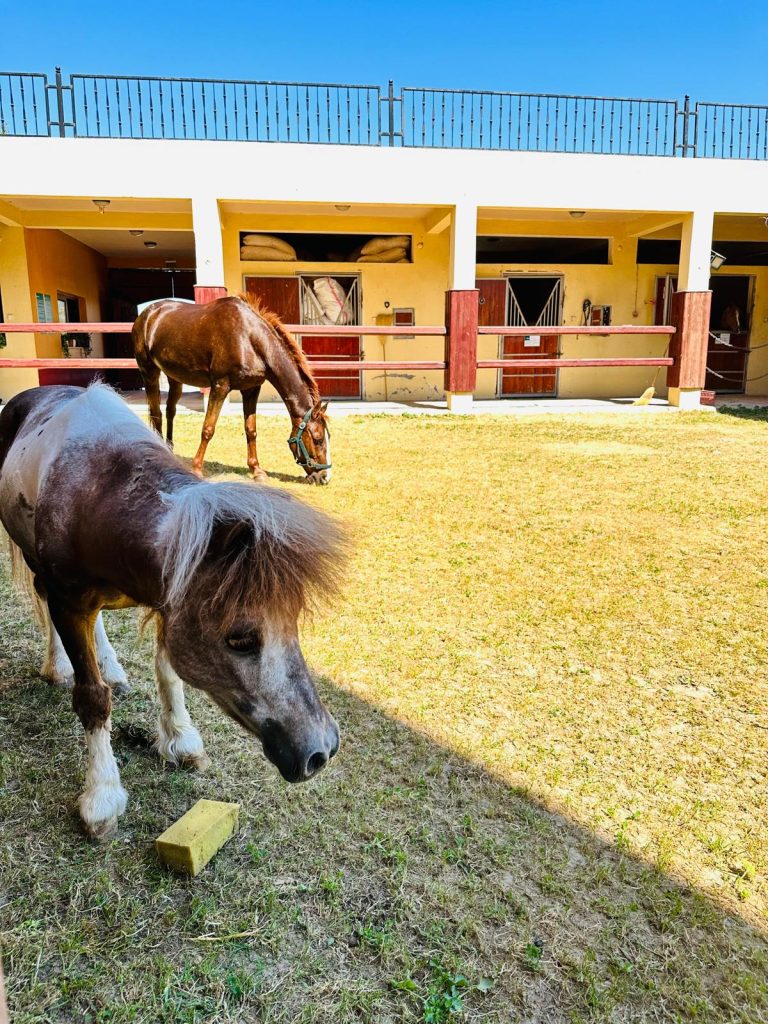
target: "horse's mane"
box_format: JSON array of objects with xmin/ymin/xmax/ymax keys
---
[
  {"xmin": 238, "ymin": 292, "xmax": 322, "ymax": 408},
  {"xmin": 159, "ymin": 480, "xmax": 346, "ymax": 628}
]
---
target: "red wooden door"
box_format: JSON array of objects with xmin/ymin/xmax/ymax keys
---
[
  {"xmin": 478, "ymin": 279, "xmax": 558, "ymax": 395},
  {"xmin": 244, "ymin": 276, "xmax": 300, "ymax": 323},
  {"xmin": 244, "ymin": 275, "xmax": 361, "ymax": 398},
  {"xmin": 300, "ymin": 335, "xmax": 361, "ymax": 398}
]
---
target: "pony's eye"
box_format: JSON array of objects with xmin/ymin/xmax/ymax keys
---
[{"xmin": 226, "ymin": 634, "xmax": 261, "ymax": 654}]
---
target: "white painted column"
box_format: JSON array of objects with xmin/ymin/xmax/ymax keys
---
[
  {"xmin": 449, "ymin": 201, "xmax": 478, "ymax": 290},
  {"xmin": 678, "ymin": 209, "xmax": 714, "ymax": 291},
  {"xmin": 447, "ymin": 202, "xmax": 478, "ymax": 412},
  {"xmin": 668, "ymin": 208, "xmax": 714, "ymax": 410},
  {"xmin": 191, "ymin": 194, "xmax": 226, "ymax": 288}
]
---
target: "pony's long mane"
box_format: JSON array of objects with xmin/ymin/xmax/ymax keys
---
[
  {"xmin": 159, "ymin": 480, "xmax": 346, "ymax": 627},
  {"xmin": 238, "ymin": 292, "xmax": 322, "ymax": 409}
]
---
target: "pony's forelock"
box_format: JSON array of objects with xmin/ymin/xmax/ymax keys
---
[{"xmin": 159, "ymin": 481, "xmax": 346, "ymax": 628}]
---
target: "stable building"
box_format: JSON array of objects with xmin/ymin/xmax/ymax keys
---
[{"xmin": 2, "ymin": 70, "xmax": 768, "ymax": 409}]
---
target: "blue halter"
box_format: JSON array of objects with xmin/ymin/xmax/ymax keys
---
[{"xmin": 287, "ymin": 408, "xmax": 331, "ymax": 472}]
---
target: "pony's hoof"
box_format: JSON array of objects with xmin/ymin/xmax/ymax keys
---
[
  {"xmin": 181, "ymin": 751, "xmax": 210, "ymax": 772},
  {"xmin": 110, "ymin": 679, "xmax": 132, "ymax": 697},
  {"xmin": 251, "ymin": 468, "xmax": 268, "ymax": 483},
  {"xmin": 44, "ymin": 672, "xmax": 74, "ymax": 690},
  {"xmin": 192, "ymin": 466, "xmax": 204, "ymax": 479},
  {"xmin": 84, "ymin": 816, "xmax": 119, "ymax": 842}
]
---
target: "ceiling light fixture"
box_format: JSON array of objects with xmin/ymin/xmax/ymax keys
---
[
  {"xmin": 569, "ymin": 210, "xmax": 586, "ymax": 219},
  {"xmin": 92, "ymin": 199, "xmax": 111, "ymax": 214},
  {"xmin": 334, "ymin": 204, "xmax": 351, "ymax": 212},
  {"xmin": 144, "ymin": 240, "xmax": 158, "ymax": 249},
  {"xmin": 129, "ymin": 229, "xmax": 144, "ymax": 236}
]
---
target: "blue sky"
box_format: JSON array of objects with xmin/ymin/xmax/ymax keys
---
[{"xmin": 2, "ymin": 0, "xmax": 767, "ymax": 104}]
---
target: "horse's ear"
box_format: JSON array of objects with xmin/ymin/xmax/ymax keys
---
[
  {"xmin": 322, "ymin": 401, "xmax": 329, "ymax": 413},
  {"xmin": 312, "ymin": 400, "xmax": 328, "ymax": 418}
]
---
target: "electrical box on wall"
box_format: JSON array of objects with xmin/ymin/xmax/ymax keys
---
[{"xmin": 590, "ymin": 304, "xmax": 612, "ymax": 326}]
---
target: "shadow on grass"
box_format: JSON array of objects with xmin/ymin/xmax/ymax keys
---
[
  {"xmin": 1, "ymin": 616, "xmax": 766, "ymax": 1024},
  {"xmin": 171, "ymin": 453, "xmax": 310, "ymax": 488},
  {"xmin": 716, "ymin": 405, "xmax": 768, "ymax": 423}
]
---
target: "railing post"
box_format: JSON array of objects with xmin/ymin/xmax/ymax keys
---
[
  {"xmin": 54, "ymin": 67, "xmax": 67, "ymax": 136},
  {"xmin": 444, "ymin": 289, "xmax": 479, "ymax": 413},
  {"xmin": 386, "ymin": 80, "xmax": 395, "ymax": 146}
]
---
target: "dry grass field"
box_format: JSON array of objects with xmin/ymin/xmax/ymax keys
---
[{"xmin": 1, "ymin": 405, "xmax": 767, "ymax": 1023}]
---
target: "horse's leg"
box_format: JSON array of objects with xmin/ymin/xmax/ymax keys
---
[
  {"xmin": 191, "ymin": 379, "xmax": 229, "ymax": 477},
  {"xmin": 94, "ymin": 612, "xmax": 130, "ymax": 695},
  {"xmin": 46, "ymin": 594, "xmax": 127, "ymax": 839},
  {"xmin": 144, "ymin": 366, "xmax": 163, "ymax": 436},
  {"xmin": 153, "ymin": 622, "xmax": 208, "ymax": 770},
  {"xmin": 165, "ymin": 378, "xmax": 183, "ymax": 448},
  {"xmin": 242, "ymin": 385, "xmax": 267, "ymax": 481}
]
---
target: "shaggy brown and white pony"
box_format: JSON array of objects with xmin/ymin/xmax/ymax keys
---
[{"xmin": 0, "ymin": 384, "xmax": 345, "ymax": 839}]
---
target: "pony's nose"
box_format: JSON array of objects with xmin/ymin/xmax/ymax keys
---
[{"xmin": 304, "ymin": 749, "xmax": 329, "ymax": 777}]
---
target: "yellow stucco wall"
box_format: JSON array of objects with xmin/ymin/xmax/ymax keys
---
[
  {"xmin": 24, "ymin": 229, "xmax": 107, "ymax": 359},
  {"xmin": 222, "ymin": 213, "xmax": 449, "ymax": 401},
  {"xmin": 0, "ymin": 224, "xmax": 37, "ymax": 401}
]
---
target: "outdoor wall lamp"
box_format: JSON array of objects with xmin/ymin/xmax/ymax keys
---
[
  {"xmin": 92, "ymin": 199, "xmax": 111, "ymax": 214},
  {"xmin": 710, "ymin": 250, "xmax": 726, "ymax": 270}
]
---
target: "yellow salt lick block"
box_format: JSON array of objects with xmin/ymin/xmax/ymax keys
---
[{"xmin": 156, "ymin": 799, "xmax": 240, "ymax": 875}]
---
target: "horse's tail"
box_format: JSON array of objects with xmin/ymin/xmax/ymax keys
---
[
  {"xmin": 238, "ymin": 292, "xmax": 320, "ymax": 402},
  {"xmin": 6, "ymin": 536, "xmax": 46, "ymax": 630}
]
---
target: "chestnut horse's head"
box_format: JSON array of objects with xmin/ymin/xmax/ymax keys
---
[
  {"xmin": 159, "ymin": 482, "xmax": 345, "ymax": 782},
  {"xmin": 288, "ymin": 401, "xmax": 332, "ymax": 485}
]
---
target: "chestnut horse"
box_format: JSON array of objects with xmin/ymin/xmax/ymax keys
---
[
  {"xmin": 132, "ymin": 293, "xmax": 332, "ymax": 484},
  {"xmin": 0, "ymin": 384, "xmax": 345, "ymax": 839}
]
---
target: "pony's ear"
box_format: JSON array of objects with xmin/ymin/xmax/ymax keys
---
[
  {"xmin": 322, "ymin": 401, "xmax": 329, "ymax": 413},
  {"xmin": 312, "ymin": 400, "xmax": 328, "ymax": 418},
  {"xmin": 209, "ymin": 519, "xmax": 252, "ymax": 559}
]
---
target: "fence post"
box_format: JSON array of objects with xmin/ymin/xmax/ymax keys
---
[
  {"xmin": 666, "ymin": 290, "xmax": 711, "ymax": 408},
  {"xmin": 444, "ymin": 289, "xmax": 479, "ymax": 413},
  {"xmin": 194, "ymin": 286, "xmax": 228, "ymax": 304}
]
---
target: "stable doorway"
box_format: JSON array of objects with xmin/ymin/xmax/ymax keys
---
[{"xmin": 478, "ymin": 275, "xmax": 562, "ymax": 396}]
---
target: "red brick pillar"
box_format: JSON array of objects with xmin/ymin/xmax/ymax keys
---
[
  {"xmin": 194, "ymin": 286, "xmax": 228, "ymax": 305},
  {"xmin": 444, "ymin": 289, "xmax": 479, "ymax": 413},
  {"xmin": 666, "ymin": 290, "xmax": 712, "ymax": 409}
]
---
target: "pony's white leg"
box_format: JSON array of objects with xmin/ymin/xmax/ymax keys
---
[
  {"xmin": 79, "ymin": 718, "xmax": 128, "ymax": 840},
  {"xmin": 94, "ymin": 613, "xmax": 130, "ymax": 694},
  {"xmin": 154, "ymin": 644, "xmax": 208, "ymax": 769},
  {"xmin": 40, "ymin": 604, "xmax": 74, "ymax": 688}
]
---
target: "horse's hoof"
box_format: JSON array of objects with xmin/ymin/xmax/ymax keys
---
[
  {"xmin": 192, "ymin": 467, "xmax": 204, "ymax": 479},
  {"xmin": 251, "ymin": 468, "xmax": 268, "ymax": 483},
  {"xmin": 111, "ymin": 679, "xmax": 132, "ymax": 697}
]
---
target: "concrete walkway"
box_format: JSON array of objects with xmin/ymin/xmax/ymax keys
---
[
  {"xmin": 121, "ymin": 390, "xmax": 768, "ymax": 418},
  {"xmin": 122, "ymin": 391, "xmax": 706, "ymax": 418}
]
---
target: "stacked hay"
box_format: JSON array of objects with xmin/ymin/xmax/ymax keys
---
[
  {"xmin": 357, "ymin": 235, "xmax": 410, "ymax": 263},
  {"xmin": 240, "ymin": 234, "xmax": 297, "ymax": 261}
]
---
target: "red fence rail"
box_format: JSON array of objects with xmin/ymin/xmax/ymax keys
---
[{"xmin": 0, "ymin": 321, "xmax": 676, "ymax": 376}]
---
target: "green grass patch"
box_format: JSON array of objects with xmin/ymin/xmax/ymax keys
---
[{"xmin": 1, "ymin": 408, "xmax": 768, "ymax": 1021}]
